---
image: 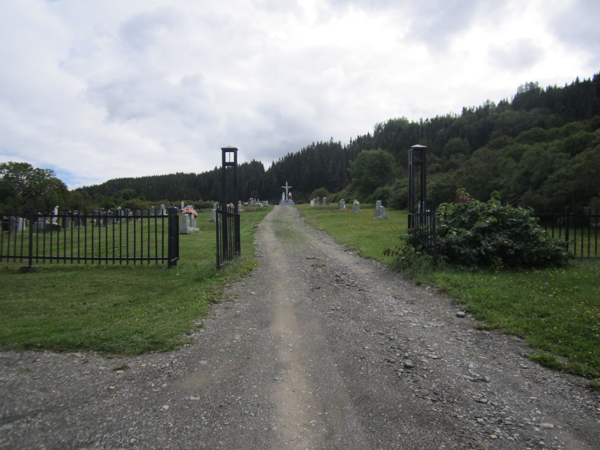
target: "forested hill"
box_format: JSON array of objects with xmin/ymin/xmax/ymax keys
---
[{"xmin": 77, "ymin": 72, "xmax": 600, "ymax": 211}]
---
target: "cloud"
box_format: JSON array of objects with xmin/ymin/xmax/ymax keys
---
[
  {"xmin": 0, "ymin": 0, "xmax": 597, "ymax": 190},
  {"xmin": 546, "ymin": 0, "xmax": 600, "ymax": 69},
  {"xmin": 119, "ymin": 8, "xmax": 179, "ymax": 52},
  {"xmin": 489, "ymin": 39, "xmax": 544, "ymax": 72}
]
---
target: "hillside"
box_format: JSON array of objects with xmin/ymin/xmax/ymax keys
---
[{"xmin": 76, "ymin": 73, "xmax": 600, "ymax": 212}]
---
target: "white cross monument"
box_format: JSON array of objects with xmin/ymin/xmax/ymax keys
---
[{"xmin": 279, "ymin": 181, "xmax": 295, "ymax": 205}]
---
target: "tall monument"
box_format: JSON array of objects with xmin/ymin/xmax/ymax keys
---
[{"xmin": 279, "ymin": 181, "xmax": 295, "ymax": 205}]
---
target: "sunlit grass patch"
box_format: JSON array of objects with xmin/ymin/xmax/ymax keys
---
[
  {"xmin": 0, "ymin": 207, "xmax": 271, "ymax": 355},
  {"xmin": 296, "ymin": 204, "xmax": 408, "ymax": 262},
  {"xmin": 429, "ymin": 261, "xmax": 600, "ymax": 377}
]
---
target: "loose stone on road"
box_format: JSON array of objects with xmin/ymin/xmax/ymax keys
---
[{"xmin": 1, "ymin": 205, "xmax": 598, "ymax": 449}]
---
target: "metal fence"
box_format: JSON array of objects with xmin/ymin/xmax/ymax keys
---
[
  {"xmin": 534, "ymin": 208, "xmax": 599, "ymax": 258},
  {"xmin": 0, "ymin": 208, "xmax": 180, "ymax": 268},
  {"xmin": 407, "ymin": 210, "xmax": 438, "ymax": 266},
  {"xmin": 215, "ymin": 207, "xmax": 240, "ymax": 268}
]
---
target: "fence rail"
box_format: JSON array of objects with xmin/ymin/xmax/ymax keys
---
[
  {"xmin": 408, "ymin": 210, "xmax": 437, "ymax": 266},
  {"xmin": 216, "ymin": 207, "xmax": 240, "ymax": 268},
  {"xmin": 0, "ymin": 208, "xmax": 179, "ymax": 268},
  {"xmin": 534, "ymin": 208, "xmax": 599, "ymax": 258}
]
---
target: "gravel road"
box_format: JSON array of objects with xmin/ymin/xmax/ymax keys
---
[{"xmin": 1, "ymin": 205, "xmax": 599, "ymax": 450}]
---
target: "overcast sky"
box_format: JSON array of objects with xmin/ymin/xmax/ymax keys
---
[{"xmin": 1, "ymin": 0, "xmax": 598, "ymax": 189}]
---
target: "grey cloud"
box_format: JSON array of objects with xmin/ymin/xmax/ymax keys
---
[
  {"xmin": 119, "ymin": 7, "xmax": 180, "ymax": 52},
  {"xmin": 489, "ymin": 39, "xmax": 544, "ymax": 72},
  {"xmin": 86, "ymin": 72, "xmax": 213, "ymax": 126},
  {"xmin": 548, "ymin": 0, "xmax": 600, "ymax": 67}
]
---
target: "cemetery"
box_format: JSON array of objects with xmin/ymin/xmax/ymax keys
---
[{"xmin": 1, "ymin": 137, "xmax": 599, "ymax": 382}]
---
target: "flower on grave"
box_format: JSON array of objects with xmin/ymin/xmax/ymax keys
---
[{"xmin": 183, "ymin": 207, "xmax": 197, "ymax": 216}]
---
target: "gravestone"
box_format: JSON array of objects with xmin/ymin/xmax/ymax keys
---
[
  {"xmin": 323, "ymin": 197, "xmax": 329, "ymax": 205},
  {"xmin": 61, "ymin": 213, "xmax": 69, "ymax": 229},
  {"xmin": 148, "ymin": 208, "xmax": 155, "ymax": 217},
  {"xmin": 72, "ymin": 211, "xmax": 80, "ymax": 228},
  {"xmin": 135, "ymin": 210, "xmax": 141, "ymax": 221},
  {"xmin": 181, "ymin": 200, "xmax": 184, "ymax": 210},
  {"xmin": 180, "ymin": 214, "xmax": 191, "ymax": 234},
  {"xmin": 159, "ymin": 204, "xmax": 166, "ymax": 216},
  {"xmin": 124, "ymin": 209, "xmax": 132, "ymax": 222},
  {"xmin": 209, "ymin": 203, "xmax": 217, "ymax": 222},
  {"xmin": 238, "ymin": 201, "xmax": 243, "ymax": 212},
  {"xmin": 310, "ymin": 199, "xmax": 315, "ymax": 206},
  {"xmin": 32, "ymin": 217, "xmax": 45, "ymax": 233},
  {"xmin": 263, "ymin": 200, "xmax": 268, "ymax": 206},
  {"xmin": 352, "ymin": 200, "xmax": 360, "ymax": 213},
  {"xmin": 9, "ymin": 217, "xmax": 25, "ymax": 233},
  {"xmin": 375, "ymin": 200, "xmax": 388, "ymax": 219},
  {"xmin": 51, "ymin": 206, "xmax": 59, "ymax": 225},
  {"xmin": 339, "ymin": 199, "xmax": 345, "ymax": 210},
  {"xmin": 316, "ymin": 197, "xmax": 320, "ymax": 205}
]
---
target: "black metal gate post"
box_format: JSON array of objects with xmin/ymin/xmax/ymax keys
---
[
  {"xmin": 408, "ymin": 144, "xmax": 427, "ymax": 229},
  {"xmin": 216, "ymin": 146, "xmax": 241, "ymax": 268}
]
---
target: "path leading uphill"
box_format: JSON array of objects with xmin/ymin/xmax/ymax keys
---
[{"xmin": 1, "ymin": 206, "xmax": 599, "ymax": 449}]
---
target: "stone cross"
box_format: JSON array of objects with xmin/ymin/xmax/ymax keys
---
[{"xmin": 281, "ymin": 182, "xmax": 292, "ymax": 199}]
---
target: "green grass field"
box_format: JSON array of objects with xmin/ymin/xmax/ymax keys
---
[
  {"xmin": 0, "ymin": 207, "xmax": 271, "ymax": 355},
  {"xmin": 296, "ymin": 204, "xmax": 600, "ymax": 378},
  {"xmin": 299, "ymin": 203, "xmax": 408, "ymax": 262}
]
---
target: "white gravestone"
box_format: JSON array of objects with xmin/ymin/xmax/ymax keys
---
[{"xmin": 375, "ymin": 200, "xmax": 388, "ymax": 219}]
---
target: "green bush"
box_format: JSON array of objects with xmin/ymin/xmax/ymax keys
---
[
  {"xmin": 365, "ymin": 186, "xmax": 391, "ymax": 204},
  {"xmin": 435, "ymin": 190, "xmax": 569, "ymax": 268},
  {"xmin": 310, "ymin": 187, "xmax": 330, "ymax": 200},
  {"xmin": 388, "ymin": 179, "xmax": 408, "ymax": 210}
]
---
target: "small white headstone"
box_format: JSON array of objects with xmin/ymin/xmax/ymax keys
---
[{"xmin": 375, "ymin": 200, "xmax": 388, "ymax": 219}]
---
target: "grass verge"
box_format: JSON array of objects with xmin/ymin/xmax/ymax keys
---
[
  {"xmin": 0, "ymin": 207, "xmax": 271, "ymax": 355},
  {"xmin": 297, "ymin": 204, "xmax": 408, "ymax": 262},
  {"xmin": 297, "ymin": 205, "xmax": 600, "ymax": 378}
]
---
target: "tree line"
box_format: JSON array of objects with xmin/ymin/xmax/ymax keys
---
[{"xmin": 2, "ymin": 72, "xmax": 599, "ymax": 214}]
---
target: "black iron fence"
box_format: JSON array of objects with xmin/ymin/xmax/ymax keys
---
[
  {"xmin": 408, "ymin": 210, "xmax": 438, "ymax": 266},
  {"xmin": 0, "ymin": 208, "xmax": 180, "ymax": 268},
  {"xmin": 216, "ymin": 207, "xmax": 240, "ymax": 268},
  {"xmin": 534, "ymin": 208, "xmax": 599, "ymax": 258}
]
